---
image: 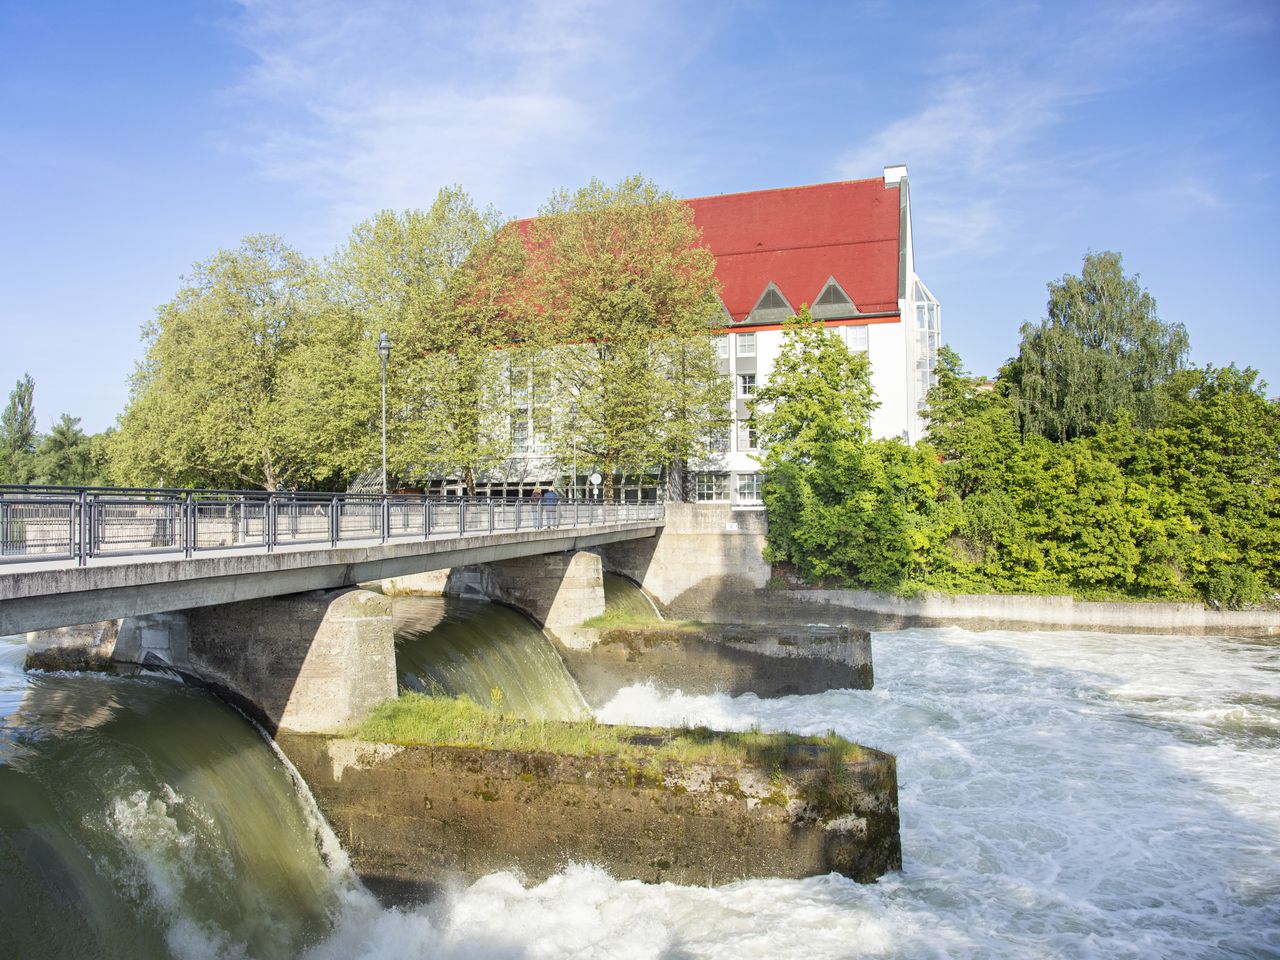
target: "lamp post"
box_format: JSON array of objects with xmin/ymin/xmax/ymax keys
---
[
  {"xmin": 378, "ymin": 332, "xmax": 391, "ymax": 496},
  {"xmin": 569, "ymin": 402, "xmax": 578, "ymax": 500}
]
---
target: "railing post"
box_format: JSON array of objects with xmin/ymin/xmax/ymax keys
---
[
  {"xmin": 330, "ymin": 495, "xmax": 339, "ymax": 546},
  {"xmin": 381, "ymin": 494, "xmax": 388, "ymax": 544},
  {"xmin": 427, "ymin": 498, "xmax": 434, "ymax": 538},
  {"xmin": 266, "ymin": 494, "xmax": 275, "ymax": 552},
  {"xmin": 184, "ymin": 492, "xmax": 194, "ymax": 558},
  {"xmin": 76, "ymin": 492, "xmax": 87, "ymax": 565},
  {"xmin": 488, "ymin": 498, "xmax": 494, "ymax": 533}
]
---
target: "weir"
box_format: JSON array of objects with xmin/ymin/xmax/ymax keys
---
[{"xmin": 21, "ymin": 539, "xmax": 900, "ymax": 900}]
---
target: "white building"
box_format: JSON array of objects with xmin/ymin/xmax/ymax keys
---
[{"xmin": 687, "ymin": 164, "xmax": 940, "ymax": 506}]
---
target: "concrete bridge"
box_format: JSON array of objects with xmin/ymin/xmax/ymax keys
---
[{"xmin": 0, "ymin": 487, "xmax": 663, "ymax": 635}]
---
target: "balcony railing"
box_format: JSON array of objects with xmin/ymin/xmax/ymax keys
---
[{"xmin": 0, "ymin": 485, "xmax": 664, "ymax": 567}]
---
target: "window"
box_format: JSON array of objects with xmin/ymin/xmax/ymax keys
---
[
  {"xmin": 709, "ymin": 426, "xmax": 731, "ymax": 454},
  {"xmin": 812, "ymin": 278, "xmax": 858, "ymax": 320},
  {"xmin": 713, "ymin": 335, "xmax": 729, "ymax": 360},
  {"xmin": 846, "ymin": 325, "xmax": 868, "ymax": 352},
  {"xmin": 512, "ymin": 414, "xmax": 531, "ymax": 454},
  {"xmin": 695, "ymin": 472, "xmax": 729, "ymax": 502},
  {"xmin": 748, "ymin": 284, "xmax": 793, "ymax": 323},
  {"xmin": 736, "ymin": 332, "xmax": 756, "ymax": 357},
  {"xmin": 738, "ymin": 373, "xmax": 756, "ymax": 397},
  {"xmin": 737, "ymin": 422, "xmax": 758, "ymax": 450},
  {"xmin": 736, "ymin": 473, "xmax": 762, "ymax": 502}
]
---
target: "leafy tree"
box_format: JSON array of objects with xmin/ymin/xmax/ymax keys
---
[
  {"xmin": 1013, "ymin": 251, "xmax": 1188, "ymax": 441},
  {"xmin": 523, "ymin": 175, "xmax": 726, "ymax": 496},
  {"xmin": 751, "ymin": 309, "xmax": 877, "ymax": 469},
  {"xmin": 112, "ymin": 235, "xmax": 317, "ymax": 489},
  {"xmin": 325, "ymin": 189, "xmax": 523, "ymax": 493},
  {"xmin": 0, "ymin": 373, "xmax": 37, "ymax": 483},
  {"xmin": 33, "ymin": 415, "xmax": 97, "ymax": 486}
]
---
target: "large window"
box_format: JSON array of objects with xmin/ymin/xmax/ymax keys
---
[
  {"xmin": 736, "ymin": 473, "xmax": 762, "ymax": 502},
  {"xmin": 512, "ymin": 414, "xmax": 531, "ymax": 454},
  {"xmin": 709, "ymin": 426, "xmax": 731, "ymax": 454},
  {"xmin": 736, "ymin": 332, "xmax": 756, "ymax": 357},
  {"xmin": 738, "ymin": 373, "xmax": 756, "ymax": 397},
  {"xmin": 847, "ymin": 324, "xmax": 869, "ymax": 352},
  {"xmin": 695, "ymin": 472, "xmax": 730, "ymax": 502}
]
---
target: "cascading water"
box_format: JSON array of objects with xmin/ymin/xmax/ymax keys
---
[
  {"xmin": 0, "ymin": 634, "xmax": 357, "ymax": 959},
  {"xmin": 601, "ymin": 572, "xmax": 661, "ymax": 621},
  {"xmin": 393, "ymin": 596, "xmax": 589, "ymax": 719},
  {"xmin": 3, "ymin": 619, "xmax": 1277, "ymax": 959}
]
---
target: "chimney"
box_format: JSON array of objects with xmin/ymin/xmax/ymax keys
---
[{"xmin": 883, "ymin": 164, "xmax": 908, "ymax": 186}]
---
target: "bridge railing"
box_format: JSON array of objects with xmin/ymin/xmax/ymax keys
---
[{"xmin": 0, "ymin": 486, "xmax": 664, "ymax": 567}]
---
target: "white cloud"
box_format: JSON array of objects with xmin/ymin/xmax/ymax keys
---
[{"xmin": 223, "ymin": 0, "xmax": 696, "ymax": 229}]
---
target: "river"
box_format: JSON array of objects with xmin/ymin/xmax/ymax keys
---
[{"xmin": 2, "ymin": 596, "xmax": 1277, "ymax": 958}]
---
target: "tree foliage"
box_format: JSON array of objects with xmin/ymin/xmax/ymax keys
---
[
  {"xmin": 1012, "ymin": 251, "xmax": 1188, "ymax": 441},
  {"xmin": 523, "ymin": 175, "xmax": 728, "ymax": 494},
  {"xmin": 111, "ymin": 235, "xmax": 316, "ymax": 489},
  {"xmin": 0, "ymin": 374, "xmax": 37, "ymax": 484}
]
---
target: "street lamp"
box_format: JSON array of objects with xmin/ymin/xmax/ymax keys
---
[
  {"xmin": 378, "ymin": 332, "xmax": 391, "ymax": 495},
  {"xmin": 569, "ymin": 402, "xmax": 578, "ymax": 500}
]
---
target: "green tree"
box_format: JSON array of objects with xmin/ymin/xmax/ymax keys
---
[
  {"xmin": 112, "ymin": 235, "xmax": 317, "ymax": 489},
  {"xmin": 1013, "ymin": 251, "xmax": 1188, "ymax": 441},
  {"xmin": 325, "ymin": 189, "xmax": 522, "ymax": 493},
  {"xmin": 751, "ymin": 309, "xmax": 878, "ymax": 469},
  {"xmin": 33, "ymin": 415, "xmax": 97, "ymax": 486},
  {"xmin": 0, "ymin": 373, "xmax": 37, "ymax": 483},
  {"xmin": 524, "ymin": 175, "xmax": 725, "ymax": 496}
]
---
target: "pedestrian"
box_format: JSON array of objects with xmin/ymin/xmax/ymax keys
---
[
  {"xmin": 530, "ymin": 486, "xmax": 543, "ymax": 528},
  {"xmin": 541, "ymin": 485, "xmax": 560, "ymax": 528}
]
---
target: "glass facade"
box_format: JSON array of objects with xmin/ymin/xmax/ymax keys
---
[{"xmin": 913, "ymin": 279, "xmax": 941, "ymax": 411}]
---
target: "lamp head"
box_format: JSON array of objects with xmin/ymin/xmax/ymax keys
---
[{"xmin": 377, "ymin": 331, "xmax": 392, "ymax": 362}]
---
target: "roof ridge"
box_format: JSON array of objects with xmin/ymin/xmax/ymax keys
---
[{"xmin": 683, "ymin": 176, "xmax": 887, "ymax": 203}]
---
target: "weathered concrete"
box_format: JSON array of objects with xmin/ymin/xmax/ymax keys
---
[
  {"xmin": 466, "ymin": 551, "xmax": 606, "ymax": 645},
  {"xmin": 556, "ymin": 623, "xmax": 873, "ymax": 707},
  {"xmin": 24, "ymin": 619, "xmax": 121, "ymax": 671},
  {"xmin": 597, "ymin": 504, "xmax": 769, "ymax": 618},
  {"xmin": 28, "ymin": 588, "xmax": 398, "ymax": 733},
  {"xmin": 277, "ymin": 733, "xmax": 901, "ymax": 904},
  {"xmin": 177, "ymin": 589, "xmax": 396, "ymax": 733},
  {"xmin": 373, "ymin": 569, "xmax": 451, "ymax": 597}
]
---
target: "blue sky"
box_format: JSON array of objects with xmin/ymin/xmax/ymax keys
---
[{"xmin": 1, "ymin": 0, "xmax": 1277, "ymax": 433}]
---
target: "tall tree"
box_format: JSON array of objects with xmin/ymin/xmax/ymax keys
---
[
  {"xmin": 1012, "ymin": 251, "xmax": 1188, "ymax": 441},
  {"xmin": 34, "ymin": 415, "xmax": 97, "ymax": 486},
  {"xmin": 325, "ymin": 188, "xmax": 522, "ymax": 493},
  {"xmin": 0, "ymin": 373, "xmax": 37, "ymax": 484},
  {"xmin": 751, "ymin": 309, "xmax": 878, "ymax": 470},
  {"xmin": 112, "ymin": 235, "xmax": 316, "ymax": 489},
  {"xmin": 524, "ymin": 175, "xmax": 725, "ymax": 495}
]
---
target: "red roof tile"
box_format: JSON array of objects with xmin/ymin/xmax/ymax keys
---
[{"xmin": 687, "ymin": 178, "xmax": 901, "ymax": 321}]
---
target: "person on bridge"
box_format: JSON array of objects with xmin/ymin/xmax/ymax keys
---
[
  {"xmin": 530, "ymin": 487, "xmax": 543, "ymax": 528},
  {"xmin": 541, "ymin": 486, "xmax": 560, "ymax": 528}
]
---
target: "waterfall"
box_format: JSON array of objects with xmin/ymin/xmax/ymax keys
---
[
  {"xmin": 601, "ymin": 572, "xmax": 662, "ymax": 621},
  {"xmin": 393, "ymin": 597, "xmax": 589, "ymax": 720}
]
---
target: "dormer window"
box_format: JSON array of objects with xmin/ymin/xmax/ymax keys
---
[
  {"xmin": 747, "ymin": 283, "xmax": 794, "ymax": 324},
  {"xmin": 811, "ymin": 277, "xmax": 858, "ymax": 320}
]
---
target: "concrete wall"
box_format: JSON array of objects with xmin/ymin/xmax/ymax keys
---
[
  {"xmin": 461, "ymin": 550, "xmax": 606, "ymax": 646},
  {"xmin": 557, "ymin": 623, "xmax": 873, "ymax": 706},
  {"xmin": 597, "ymin": 503, "xmax": 769, "ymax": 617},
  {"xmin": 31, "ymin": 588, "xmax": 398, "ymax": 734},
  {"xmin": 278, "ymin": 733, "xmax": 901, "ymax": 904}
]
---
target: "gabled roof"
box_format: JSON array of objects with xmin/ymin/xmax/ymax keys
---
[{"xmin": 686, "ymin": 177, "xmax": 901, "ymax": 322}]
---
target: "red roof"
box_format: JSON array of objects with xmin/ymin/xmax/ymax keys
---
[{"xmin": 687, "ymin": 177, "xmax": 901, "ymax": 322}]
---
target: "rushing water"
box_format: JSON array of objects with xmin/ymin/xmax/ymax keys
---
[
  {"xmin": 4, "ymin": 610, "xmax": 1279, "ymax": 958},
  {"xmin": 393, "ymin": 595, "xmax": 589, "ymax": 719},
  {"xmin": 602, "ymin": 572, "xmax": 662, "ymax": 622}
]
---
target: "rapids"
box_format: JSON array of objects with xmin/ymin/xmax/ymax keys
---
[{"xmin": 2, "ymin": 602, "xmax": 1277, "ymax": 958}]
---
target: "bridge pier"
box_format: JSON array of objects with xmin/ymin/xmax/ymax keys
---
[
  {"xmin": 461, "ymin": 551, "xmax": 605, "ymax": 647},
  {"xmin": 28, "ymin": 588, "xmax": 396, "ymax": 734}
]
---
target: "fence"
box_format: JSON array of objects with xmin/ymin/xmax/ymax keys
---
[{"xmin": 0, "ymin": 486, "xmax": 664, "ymax": 567}]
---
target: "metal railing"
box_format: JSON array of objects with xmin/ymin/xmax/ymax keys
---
[{"xmin": 0, "ymin": 485, "xmax": 664, "ymax": 567}]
